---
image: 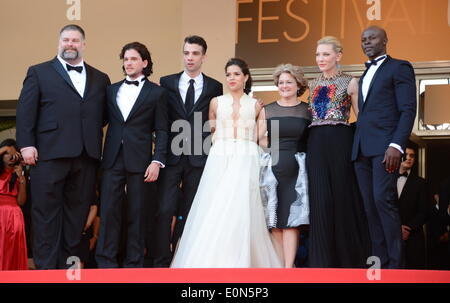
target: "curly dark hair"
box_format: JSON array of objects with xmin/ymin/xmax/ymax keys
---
[
  {"xmin": 120, "ymin": 42, "xmax": 153, "ymax": 77},
  {"xmin": 225, "ymin": 58, "xmax": 253, "ymax": 94},
  {"xmin": 0, "ymin": 138, "xmax": 19, "ymax": 191}
]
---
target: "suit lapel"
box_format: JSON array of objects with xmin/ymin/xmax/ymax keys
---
[
  {"xmin": 361, "ymin": 56, "xmax": 391, "ymax": 110},
  {"xmin": 51, "ymin": 58, "xmax": 79, "ymax": 96},
  {"xmin": 358, "ymin": 77, "xmax": 364, "ymax": 111},
  {"xmin": 83, "ymin": 63, "xmax": 93, "ymax": 99},
  {"xmin": 399, "ymin": 174, "xmax": 413, "ymax": 200},
  {"xmin": 111, "ymin": 81, "xmax": 125, "ymax": 122},
  {"xmin": 127, "ymin": 79, "xmax": 152, "ymax": 120},
  {"xmin": 173, "ymin": 73, "xmax": 187, "ymax": 116}
]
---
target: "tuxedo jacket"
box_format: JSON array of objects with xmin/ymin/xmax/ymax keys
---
[
  {"xmin": 398, "ymin": 174, "xmax": 429, "ymax": 234},
  {"xmin": 159, "ymin": 72, "xmax": 223, "ymax": 167},
  {"xmin": 352, "ymin": 56, "xmax": 417, "ymax": 160},
  {"xmin": 16, "ymin": 57, "xmax": 111, "ymax": 161},
  {"xmin": 438, "ymin": 177, "xmax": 450, "ymax": 227},
  {"xmin": 101, "ymin": 79, "xmax": 169, "ymax": 173}
]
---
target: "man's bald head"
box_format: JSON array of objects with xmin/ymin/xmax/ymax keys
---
[{"xmin": 361, "ymin": 26, "xmax": 388, "ymax": 60}]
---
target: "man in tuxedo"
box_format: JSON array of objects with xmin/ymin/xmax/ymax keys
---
[
  {"xmin": 95, "ymin": 42, "xmax": 168, "ymax": 268},
  {"xmin": 16, "ymin": 24, "xmax": 110, "ymax": 269},
  {"xmin": 352, "ymin": 26, "xmax": 417, "ymax": 269},
  {"xmin": 436, "ymin": 177, "xmax": 450, "ymax": 268},
  {"xmin": 397, "ymin": 146, "xmax": 429, "ymax": 269},
  {"xmin": 153, "ymin": 35, "xmax": 223, "ymax": 267}
]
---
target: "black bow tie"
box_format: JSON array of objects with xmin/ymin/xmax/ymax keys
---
[
  {"xmin": 398, "ymin": 171, "xmax": 408, "ymax": 178},
  {"xmin": 124, "ymin": 79, "xmax": 139, "ymax": 86},
  {"xmin": 364, "ymin": 56, "xmax": 386, "ymax": 69},
  {"xmin": 66, "ymin": 64, "xmax": 83, "ymax": 73}
]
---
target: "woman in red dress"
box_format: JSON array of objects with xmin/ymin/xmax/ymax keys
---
[{"xmin": 0, "ymin": 138, "xmax": 28, "ymax": 271}]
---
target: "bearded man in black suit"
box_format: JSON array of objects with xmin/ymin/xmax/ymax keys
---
[{"xmin": 16, "ymin": 24, "xmax": 110, "ymax": 269}]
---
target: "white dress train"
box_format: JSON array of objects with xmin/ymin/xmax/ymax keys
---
[{"xmin": 170, "ymin": 93, "xmax": 282, "ymax": 268}]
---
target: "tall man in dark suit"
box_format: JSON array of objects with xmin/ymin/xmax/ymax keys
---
[
  {"xmin": 352, "ymin": 26, "xmax": 417, "ymax": 269},
  {"xmin": 16, "ymin": 24, "xmax": 111, "ymax": 269},
  {"xmin": 95, "ymin": 42, "xmax": 168, "ymax": 268},
  {"xmin": 397, "ymin": 146, "xmax": 429, "ymax": 269},
  {"xmin": 154, "ymin": 36, "xmax": 223, "ymax": 267}
]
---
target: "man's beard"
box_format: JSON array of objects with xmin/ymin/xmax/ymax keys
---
[{"xmin": 61, "ymin": 48, "xmax": 79, "ymax": 60}]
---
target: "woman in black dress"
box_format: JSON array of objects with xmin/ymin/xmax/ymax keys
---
[
  {"xmin": 307, "ymin": 36, "xmax": 370, "ymax": 267},
  {"xmin": 258, "ymin": 64, "xmax": 311, "ymax": 267}
]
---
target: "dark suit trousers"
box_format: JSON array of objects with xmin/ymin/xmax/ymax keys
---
[
  {"xmin": 96, "ymin": 148, "xmax": 151, "ymax": 268},
  {"xmin": 153, "ymin": 156, "xmax": 204, "ymax": 267},
  {"xmin": 404, "ymin": 231, "xmax": 426, "ymax": 269},
  {"xmin": 30, "ymin": 153, "xmax": 98, "ymax": 269},
  {"xmin": 354, "ymin": 154, "xmax": 403, "ymax": 269}
]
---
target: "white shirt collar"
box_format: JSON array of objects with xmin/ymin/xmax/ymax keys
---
[
  {"xmin": 125, "ymin": 75, "xmax": 146, "ymax": 83},
  {"xmin": 366, "ymin": 54, "xmax": 387, "ymax": 64},
  {"xmin": 181, "ymin": 71, "xmax": 203, "ymax": 85},
  {"xmin": 57, "ymin": 55, "xmax": 85, "ymax": 70}
]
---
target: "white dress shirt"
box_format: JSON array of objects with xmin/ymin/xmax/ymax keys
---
[
  {"xmin": 178, "ymin": 72, "xmax": 204, "ymax": 104},
  {"xmin": 361, "ymin": 54, "xmax": 403, "ymax": 154},
  {"xmin": 116, "ymin": 75, "xmax": 164, "ymax": 168},
  {"xmin": 21, "ymin": 57, "xmax": 86, "ymax": 154},
  {"xmin": 116, "ymin": 75, "xmax": 145, "ymax": 121},
  {"xmin": 397, "ymin": 170, "xmax": 410, "ymax": 198},
  {"xmin": 57, "ymin": 56, "xmax": 86, "ymax": 97}
]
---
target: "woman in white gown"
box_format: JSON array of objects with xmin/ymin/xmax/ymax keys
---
[{"xmin": 170, "ymin": 58, "xmax": 282, "ymax": 268}]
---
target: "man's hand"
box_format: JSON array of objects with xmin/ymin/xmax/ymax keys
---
[
  {"xmin": 382, "ymin": 146, "xmax": 402, "ymax": 173},
  {"xmin": 401, "ymin": 225, "xmax": 411, "ymax": 241},
  {"xmin": 144, "ymin": 162, "xmax": 161, "ymax": 182},
  {"xmin": 21, "ymin": 147, "xmax": 38, "ymax": 166}
]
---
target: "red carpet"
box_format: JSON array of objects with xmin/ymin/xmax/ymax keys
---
[{"xmin": 1, "ymin": 268, "xmax": 449, "ymax": 283}]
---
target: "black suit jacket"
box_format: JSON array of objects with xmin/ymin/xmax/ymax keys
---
[
  {"xmin": 352, "ymin": 56, "xmax": 417, "ymax": 160},
  {"xmin": 398, "ymin": 174, "xmax": 429, "ymax": 233},
  {"xmin": 159, "ymin": 72, "xmax": 223, "ymax": 167},
  {"xmin": 16, "ymin": 57, "xmax": 111, "ymax": 161},
  {"xmin": 438, "ymin": 177, "xmax": 450, "ymax": 227},
  {"xmin": 101, "ymin": 79, "xmax": 169, "ymax": 173}
]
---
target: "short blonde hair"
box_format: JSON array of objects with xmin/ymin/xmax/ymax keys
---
[
  {"xmin": 317, "ymin": 36, "xmax": 343, "ymax": 54},
  {"xmin": 272, "ymin": 64, "xmax": 308, "ymax": 97}
]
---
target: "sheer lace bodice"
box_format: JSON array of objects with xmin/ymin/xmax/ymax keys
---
[{"xmin": 214, "ymin": 93, "xmax": 257, "ymax": 142}]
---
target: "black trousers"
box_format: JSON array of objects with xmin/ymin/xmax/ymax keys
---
[
  {"xmin": 30, "ymin": 153, "xmax": 98, "ymax": 269},
  {"xmin": 354, "ymin": 154, "xmax": 403, "ymax": 269},
  {"xmin": 307, "ymin": 125, "xmax": 370, "ymax": 268},
  {"xmin": 95, "ymin": 148, "xmax": 153, "ymax": 268},
  {"xmin": 153, "ymin": 156, "xmax": 204, "ymax": 267}
]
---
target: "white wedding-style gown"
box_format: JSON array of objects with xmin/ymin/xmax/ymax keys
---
[{"xmin": 170, "ymin": 93, "xmax": 282, "ymax": 268}]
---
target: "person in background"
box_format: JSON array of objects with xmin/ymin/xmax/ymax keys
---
[
  {"xmin": 0, "ymin": 139, "xmax": 28, "ymax": 270},
  {"xmin": 397, "ymin": 144, "xmax": 429, "ymax": 269}
]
